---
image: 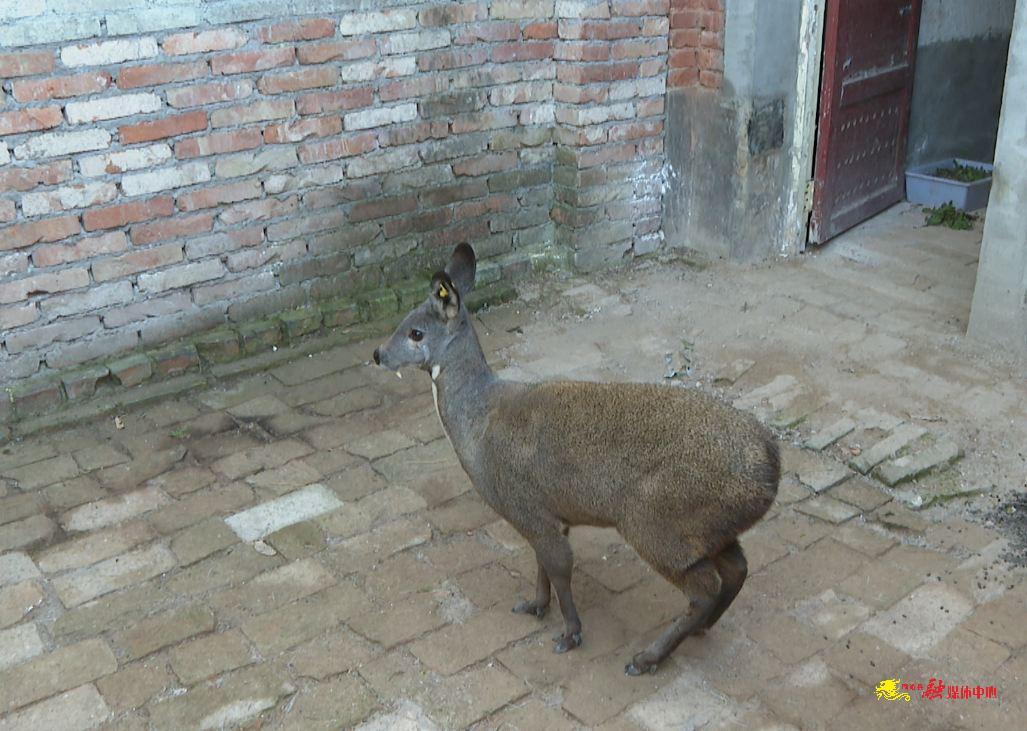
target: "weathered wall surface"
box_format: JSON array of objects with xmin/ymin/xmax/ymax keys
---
[
  {"xmin": 663, "ymin": 0, "xmax": 801, "ymax": 261},
  {"xmin": 969, "ymin": 0, "xmax": 1027, "ymax": 352},
  {"xmin": 907, "ymin": 0, "xmax": 1015, "ymax": 166},
  {"xmin": 0, "ymin": 0, "xmax": 669, "ymax": 408}
]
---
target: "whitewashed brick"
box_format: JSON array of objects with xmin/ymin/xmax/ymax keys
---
[
  {"xmin": 52, "ymin": 543, "xmax": 177, "ymax": 607},
  {"xmin": 121, "ymin": 162, "xmax": 210, "ymax": 197},
  {"xmin": 137, "ymin": 258, "xmax": 225, "ymax": 293},
  {"xmin": 521, "ymin": 102, "xmax": 555, "ymax": 126},
  {"xmin": 65, "ymin": 92, "xmax": 161, "ymax": 124},
  {"xmin": 0, "ymin": 553, "xmax": 40, "ymax": 587},
  {"xmin": 380, "ymin": 29, "xmax": 451, "ymax": 55},
  {"xmin": 338, "ymin": 9, "xmax": 417, "ymax": 35},
  {"xmin": 60, "ymin": 37, "xmax": 158, "ymax": 67},
  {"xmin": 21, "ymin": 182, "xmax": 118, "ymax": 217},
  {"xmin": 493, "ymin": 0, "xmax": 554, "ymax": 18},
  {"xmin": 13, "ymin": 129, "xmax": 111, "ymax": 160},
  {"xmin": 225, "ymin": 484, "xmax": 343, "ymax": 541},
  {"xmin": 0, "ymin": 623, "xmax": 44, "ymax": 673},
  {"xmin": 0, "ymin": 16, "xmax": 100, "ymax": 48},
  {"xmin": 344, "ymin": 103, "xmax": 418, "ymax": 131},
  {"xmin": 347, "ymin": 147, "xmax": 420, "ymax": 179},
  {"xmin": 0, "ymin": 143, "xmax": 9, "ymax": 165},
  {"xmin": 340, "ymin": 56, "xmax": 417, "ymax": 84},
  {"xmin": 106, "ymin": 7, "xmax": 202, "ymax": 36},
  {"xmin": 214, "ymin": 147, "xmax": 298, "ymax": 179},
  {"xmin": 557, "ymin": 0, "xmax": 611, "ymax": 18},
  {"xmin": 61, "ymin": 487, "xmax": 170, "ymax": 533},
  {"xmin": 0, "ymin": 684, "xmax": 110, "ymax": 731},
  {"xmin": 79, "ymin": 143, "xmax": 173, "ymax": 177},
  {"xmin": 41, "ymin": 281, "xmax": 135, "ymax": 320}
]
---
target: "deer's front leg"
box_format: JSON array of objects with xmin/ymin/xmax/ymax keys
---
[{"xmin": 512, "ymin": 559, "xmax": 551, "ymax": 618}]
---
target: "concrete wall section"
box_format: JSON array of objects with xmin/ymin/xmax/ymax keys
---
[
  {"xmin": 907, "ymin": 0, "xmax": 1015, "ymax": 166},
  {"xmin": 968, "ymin": 0, "xmax": 1027, "ymax": 353},
  {"xmin": 664, "ymin": 0, "xmax": 802, "ymax": 261}
]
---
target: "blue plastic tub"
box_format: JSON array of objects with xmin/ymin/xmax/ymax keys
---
[{"xmin": 905, "ymin": 158, "xmax": 993, "ymax": 211}]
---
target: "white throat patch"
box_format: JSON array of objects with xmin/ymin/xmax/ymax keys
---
[{"xmin": 430, "ymin": 365, "xmax": 444, "ymax": 430}]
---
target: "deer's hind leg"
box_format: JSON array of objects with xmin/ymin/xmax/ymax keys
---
[
  {"xmin": 623, "ymin": 554, "xmax": 721, "ymax": 676},
  {"xmin": 704, "ymin": 539, "xmax": 748, "ymax": 630}
]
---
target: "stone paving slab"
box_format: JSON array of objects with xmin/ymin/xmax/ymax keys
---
[{"xmin": 0, "ymin": 266, "xmax": 1022, "ymax": 730}]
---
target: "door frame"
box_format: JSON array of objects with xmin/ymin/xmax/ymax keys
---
[{"xmin": 783, "ymin": 0, "xmax": 827, "ymax": 256}]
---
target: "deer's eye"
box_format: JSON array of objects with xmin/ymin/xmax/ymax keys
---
[{"xmin": 409, "ymin": 329, "xmax": 424, "ymax": 342}]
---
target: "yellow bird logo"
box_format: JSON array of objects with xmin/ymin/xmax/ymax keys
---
[{"xmin": 875, "ymin": 678, "xmax": 911, "ymax": 702}]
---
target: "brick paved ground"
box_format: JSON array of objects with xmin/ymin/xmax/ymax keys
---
[{"xmin": 1, "ymin": 208, "xmax": 1026, "ymax": 729}]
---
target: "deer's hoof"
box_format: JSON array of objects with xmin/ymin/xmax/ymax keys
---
[
  {"xmin": 624, "ymin": 658, "xmax": 659, "ymax": 676},
  {"xmin": 553, "ymin": 631, "xmax": 582, "ymax": 654},
  {"xmin": 512, "ymin": 600, "xmax": 548, "ymax": 619}
]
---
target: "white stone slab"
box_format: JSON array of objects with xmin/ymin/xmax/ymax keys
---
[
  {"xmin": 0, "ymin": 622, "xmax": 44, "ymax": 672},
  {"xmin": 224, "ymin": 484, "xmax": 343, "ymax": 542},
  {"xmin": 0, "ymin": 553, "xmax": 40, "ymax": 587}
]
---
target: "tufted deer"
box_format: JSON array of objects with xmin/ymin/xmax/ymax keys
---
[{"xmin": 372, "ymin": 243, "xmax": 779, "ymax": 674}]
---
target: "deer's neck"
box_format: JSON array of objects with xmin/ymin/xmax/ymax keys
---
[{"xmin": 431, "ymin": 326, "xmax": 495, "ymax": 466}]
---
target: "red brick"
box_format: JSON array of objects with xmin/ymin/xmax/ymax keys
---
[
  {"xmin": 418, "ymin": 47, "xmax": 489, "ymax": 72},
  {"xmin": 296, "ymin": 39, "xmax": 376, "ymax": 65},
  {"xmin": 557, "ymin": 61, "xmax": 639, "ymax": 84},
  {"xmin": 130, "ymin": 213, "xmax": 214, "ymax": 246},
  {"xmin": 560, "ymin": 19, "xmax": 642, "ymax": 40},
  {"xmin": 698, "ymin": 47, "xmax": 723, "ymax": 71},
  {"xmin": 670, "ymin": 8, "xmax": 701, "ymax": 29},
  {"xmin": 0, "ymin": 216, "xmax": 80, "ymax": 252},
  {"xmin": 177, "ymin": 180, "xmax": 262, "ymax": 212},
  {"xmin": 524, "ymin": 21, "xmax": 557, "ymax": 40},
  {"xmin": 612, "ymin": 38, "xmax": 668, "ymax": 59},
  {"xmin": 670, "ymin": 28, "xmax": 701, "ymax": 48},
  {"xmin": 120, "ymin": 111, "xmax": 207, "ymax": 144},
  {"xmin": 453, "ymin": 22, "xmax": 520, "ymax": 44},
  {"xmin": 700, "ymin": 30, "xmax": 724, "ymax": 50},
  {"xmin": 212, "ymin": 47, "xmax": 295, "ymax": 75},
  {"xmin": 263, "ymin": 117, "xmax": 341, "ymax": 144},
  {"xmin": 578, "ymin": 142, "xmax": 638, "ymax": 168},
  {"xmin": 453, "ymin": 193, "xmax": 516, "ymax": 221},
  {"xmin": 257, "ymin": 67, "xmax": 337, "ymax": 95},
  {"xmin": 257, "ymin": 19, "xmax": 336, "ymax": 43},
  {"xmin": 383, "ymin": 207, "xmax": 452, "ymax": 238},
  {"xmin": 0, "ymin": 161, "xmax": 72, "ymax": 193},
  {"xmin": 699, "ymin": 69, "xmax": 722, "ymax": 89},
  {"xmin": 32, "ymin": 231, "xmax": 129, "ymax": 267},
  {"xmin": 554, "ymin": 42, "xmax": 611, "ymax": 62},
  {"xmin": 424, "ymin": 219, "xmax": 490, "ymax": 248},
  {"xmin": 452, "ymin": 152, "xmax": 517, "ymax": 177},
  {"xmin": 11, "ymin": 72, "xmax": 111, "ymax": 102},
  {"xmin": 702, "ymin": 9, "xmax": 724, "ymax": 32},
  {"xmin": 379, "ymin": 76, "xmax": 438, "ymax": 102},
  {"xmin": 82, "ymin": 196, "xmax": 175, "ymax": 231},
  {"xmin": 167, "ymin": 80, "xmax": 253, "ymax": 108},
  {"xmin": 92, "ymin": 244, "xmax": 183, "ymax": 282},
  {"xmin": 636, "ymin": 96, "xmax": 665, "ymax": 116},
  {"xmin": 608, "ymin": 119, "xmax": 663, "ymax": 142},
  {"xmin": 668, "ymin": 67, "xmax": 699, "ymax": 88},
  {"xmin": 0, "ymin": 51, "xmax": 54, "ymax": 78},
  {"xmin": 296, "ymin": 87, "xmax": 373, "ymax": 115},
  {"xmin": 349, "ymin": 195, "xmax": 417, "ymax": 223},
  {"xmin": 378, "ymin": 121, "xmax": 434, "ymax": 147},
  {"xmin": 553, "ymin": 83, "xmax": 608, "ymax": 104},
  {"xmin": 297, "ymin": 132, "xmax": 377, "ymax": 164},
  {"xmin": 117, "ymin": 60, "xmax": 208, "ymax": 89},
  {"xmin": 163, "ymin": 29, "xmax": 247, "ymax": 55},
  {"xmin": 491, "ymin": 41, "xmax": 555, "ymax": 63},
  {"xmin": 175, "ymin": 128, "xmax": 263, "ymax": 159},
  {"xmin": 639, "ymin": 57, "xmax": 666, "ymax": 76},
  {"xmin": 669, "ymin": 48, "xmax": 698, "ymax": 69},
  {"xmin": 0, "ymin": 107, "xmax": 63, "ymax": 136}
]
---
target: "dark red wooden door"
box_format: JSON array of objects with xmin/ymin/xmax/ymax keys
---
[{"xmin": 810, "ymin": 0, "xmax": 922, "ymax": 244}]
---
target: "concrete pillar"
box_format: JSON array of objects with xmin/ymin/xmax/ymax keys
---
[{"xmin": 968, "ymin": 0, "xmax": 1027, "ymax": 353}]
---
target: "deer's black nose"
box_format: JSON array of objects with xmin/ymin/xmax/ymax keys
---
[{"xmin": 372, "ymin": 347, "xmax": 381, "ymax": 365}]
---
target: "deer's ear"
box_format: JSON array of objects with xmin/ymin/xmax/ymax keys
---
[
  {"xmin": 445, "ymin": 243, "xmax": 476, "ymax": 296},
  {"xmin": 430, "ymin": 271, "xmax": 460, "ymax": 321}
]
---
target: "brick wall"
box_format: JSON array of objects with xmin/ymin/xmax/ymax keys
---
[
  {"xmin": 668, "ymin": 0, "xmax": 724, "ymax": 89},
  {"xmin": 0, "ymin": 0, "xmax": 670, "ymax": 397}
]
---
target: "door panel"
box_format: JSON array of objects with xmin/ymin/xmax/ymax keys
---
[{"xmin": 810, "ymin": 0, "xmax": 923, "ymax": 244}]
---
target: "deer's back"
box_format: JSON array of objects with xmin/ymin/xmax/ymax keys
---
[{"xmin": 480, "ymin": 381, "xmax": 779, "ymax": 528}]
